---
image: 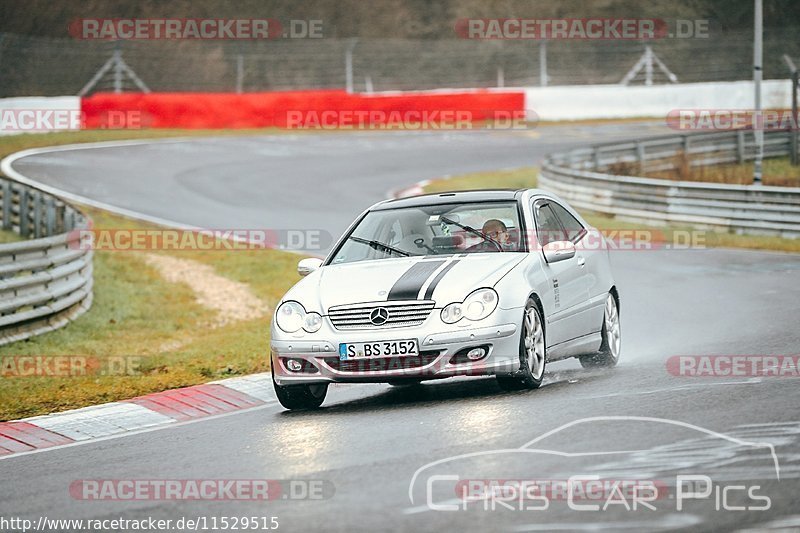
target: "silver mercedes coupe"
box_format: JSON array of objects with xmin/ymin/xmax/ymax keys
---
[{"xmin": 270, "ymin": 189, "xmax": 621, "ymax": 409}]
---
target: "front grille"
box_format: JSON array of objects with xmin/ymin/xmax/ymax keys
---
[
  {"xmin": 328, "ymin": 300, "xmax": 435, "ymax": 330},
  {"xmin": 323, "ymin": 351, "xmax": 441, "ymax": 373}
]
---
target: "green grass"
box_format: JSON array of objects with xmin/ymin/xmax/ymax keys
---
[
  {"xmin": 0, "ymin": 229, "xmax": 24, "ymax": 244},
  {"xmin": 0, "ymin": 208, "xmax": 302, "ymax": 421},
  {"xmin": 422, "ymin": 167, "xmax": 538, "ymax": 193},
  {"xmin": 617, "ymin": 156, "xmax": 800, "ymax": 187},
  {"xmin": 420, "ymin": 167, "xmax": 800, "ymax": 254}
]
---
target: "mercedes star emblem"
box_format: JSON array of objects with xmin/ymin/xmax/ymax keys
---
[{"xmin": 369, "ymin": 307, "xmax": 390, "ymax": 325}]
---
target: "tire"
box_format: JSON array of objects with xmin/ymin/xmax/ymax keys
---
[
  {"xmin": 497, "ymin": 298, "xmax": 546, "ymax": 391},
  {"xmin": 272, "ymin": 364, "xmax": 328, "ymax": 410},
  {"xmin": 580, "ymin": 292, "xmax": 621, "ymax": 369}
]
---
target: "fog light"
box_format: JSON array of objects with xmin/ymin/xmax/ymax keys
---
[
  {"xmin": 285, "ymin": 358, "xmax": 304, "ymax": 372},
  {"xmin": 466, "ymin": 347, "xmax": 487, "ymax": 361}
]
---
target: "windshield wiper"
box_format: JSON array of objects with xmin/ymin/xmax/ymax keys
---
[
  {"xmin": 439, "ymin": 216, "xmax": 503, "ymax": 251},
  {"xmin": 349, "ymin": 236, "xmax": 410, "ymax": 257}
]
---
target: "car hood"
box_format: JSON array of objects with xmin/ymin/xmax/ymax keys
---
[{"xmin": 287, "ymin": 253, "xmax": 527, "ymax": 312}]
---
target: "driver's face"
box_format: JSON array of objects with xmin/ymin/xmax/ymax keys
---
[{"xmin": 483, "ymin": 222, "xmax": 509, "ymax": 244}]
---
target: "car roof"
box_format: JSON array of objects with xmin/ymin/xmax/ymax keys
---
[{"xmin": 372, "ymin": 189, "xmax": 530, "ymax": 211}]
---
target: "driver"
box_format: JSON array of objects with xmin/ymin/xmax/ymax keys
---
[{"xmin": 466, "ymin": 219, "xmax": 511, "ymax": 252}]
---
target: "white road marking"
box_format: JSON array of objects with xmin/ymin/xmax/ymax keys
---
[
  {"xmin": 510, "ymin": 514, "xmax": 701, "ymax": 531},
  {"xmin": 573, "ymin": 378, "xmax": 763, "ymax": 401}
]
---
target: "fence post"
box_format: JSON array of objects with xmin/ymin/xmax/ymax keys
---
[
  {"xmin": 539, "ymin": 40, "xmax": 548, "ymax": 87},
  {"xmin": 345, "ymin": 39, "xmax": 357, "ymax": 94},
  {"xmin": 792, "ymin": 70, "xmax": 798, "ymax": 165},
  {"xmin": 235, "ymin": 54, "xmax": 244, "ymax": 94}
]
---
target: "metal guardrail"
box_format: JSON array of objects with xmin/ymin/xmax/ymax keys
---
[
  {"xmin": 0, "ymin": 177, "xmax": 93, "ymax": 345},
  {"xmin": 540, "ymin": 129, "xmax": 800, "ymax": 238}
]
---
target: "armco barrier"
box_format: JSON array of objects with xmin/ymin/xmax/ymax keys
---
[
  {"xmin": 540, "ymin": 129, "xmax": 800, "ymax": 238},
  {"xmin": 81, "ymin": 90, "xmax": 525, "ymax": 129},
  {"xmin": 0, "ymin": 178, "xmax": 93, "ymax": 345}
]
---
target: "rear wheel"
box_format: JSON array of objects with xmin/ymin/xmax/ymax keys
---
[
  {"xmin": 497, "ymin": 298, "xmax": 546, "ymax": 391},
  {"xmin": 272, "ymin": 364, "xmax": 328, "ymax": 410},
  {"xmin": 580, "ymin": 292, "xmax": 621, "ymax": 369}
]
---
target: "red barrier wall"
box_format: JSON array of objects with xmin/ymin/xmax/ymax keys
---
[{"xmin": 81, "ymin": 90, "xmax": 525, "ymax": 129}]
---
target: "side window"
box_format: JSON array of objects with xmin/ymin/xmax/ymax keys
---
[
  {"xmin": 533, "ymin": 202, "xmax": 567, "ymax": 246},
  {"xmin": 549, "ymin": 202, "xmax": 586, "ymax": 242}
]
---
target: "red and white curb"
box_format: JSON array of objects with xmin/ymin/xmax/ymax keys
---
[{"xmin": 0, "ymin": 373, "xmax": 276, "ymax": 458}]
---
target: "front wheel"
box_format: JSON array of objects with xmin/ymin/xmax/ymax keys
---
[
  {"xmin": 580, "ymin": 292, "xmax": 621, "ymax": 369},
  {"xmin": 497, "ymin": 298, "xmax": 546, "ymax": 391},
  {"xmin": 272, "ymin": 365, "xmax": 328, "ymax": 410}
]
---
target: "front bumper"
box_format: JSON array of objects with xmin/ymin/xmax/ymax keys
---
[{"xmin": 271, "ymin": 306, "xmax": 523, "ymax": 386}]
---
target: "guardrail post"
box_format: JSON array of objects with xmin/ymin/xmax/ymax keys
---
[
  {"xmin": 737, "ymin": 130, "xmax": 746, "ymax": 164},
  {"xmin": 45, "ymin": 197, "xmax": 56, "ymax": 236},
  {"xmin": 33, "ymin": 191, "xmax": 42, "ymax": 238},
  {"xmin": 19, "ymin": 188, "xmax": 29, "ymax": 237},
  {"xmin": 593, "ymin": 148, "xmax": 601, "ymax": 170},
  {"xmin": 682, "ymin": 135, "xmax": 691, "ymax": 176},
  {"xmin": 636, "ymin": 141, "xmax": 645, "ymax": 173},
  {"xmin": 1, "ymin": 181, "xmax": 10, "ymax": 230}
]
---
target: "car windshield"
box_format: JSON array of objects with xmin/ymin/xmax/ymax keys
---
[{"xmin": 329, "ymin": 201, "xmax": 523, "ymax": 264}]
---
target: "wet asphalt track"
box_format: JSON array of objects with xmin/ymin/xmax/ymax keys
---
[{"xmin": 1, "ymin": 123, "xmax": 800, "ymax": 532}]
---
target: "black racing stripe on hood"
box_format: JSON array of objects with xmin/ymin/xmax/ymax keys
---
[
  {"xmin": 387, "ymin": 260, "xmax": 446, "ymax": 300},
  {"xmin": 423, "ymin": 260, "xmax": 459, "ymax": 300}
]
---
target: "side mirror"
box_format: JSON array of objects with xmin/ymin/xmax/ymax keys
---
[
  {"xmin": 542, "ymin": 241, "xmax": 576, "ymax": 263},
  {"xmin": 297, "ymin": 257, "xmax": 323, "ymax": 276}
]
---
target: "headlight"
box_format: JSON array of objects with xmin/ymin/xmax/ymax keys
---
[
  {"xmin": 276, "ymin": 301, "xmax": 323, "ymax": 333},
  {"xmin": 440, "ymin": 288, "xmax": 498, "ymax": 324},
  {"xmin": 303, "ymin": 312, "xmax": 323, "ymax": 333},
  {"xmin": 441, "ymin": 302, "xmax": 463, "ymax": 324},
  {"xmin": 464, "ymin": 288, "xmax": 498, "ymax": 320}
]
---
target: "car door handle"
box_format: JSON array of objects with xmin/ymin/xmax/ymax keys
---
[{"xmin": 577, "ymin": 256, "xmax": 586, "ymax": 267}]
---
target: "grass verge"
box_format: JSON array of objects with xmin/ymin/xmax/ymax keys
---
[
  {"xmin": 613, "ymin": 155, "xmax": 800, "ymax": 187},
  {"xmin": 0, "ymin": 208, "xmax": 302, "ymax": 421},
  {"xmin": 0, "ymin": 128, "xmax": 308, "ymax": 161},
  {"xmin": 419, "ymin": 167, "xmax": 800, "ymax": 254},
  {"xmin": 0, "ymin": 229, "xmax": 24, "ymax": 244}
]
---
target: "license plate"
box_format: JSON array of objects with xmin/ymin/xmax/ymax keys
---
[{"xmin": 339, "ymin": 339, "xmax": 419, "ymax": 360}]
